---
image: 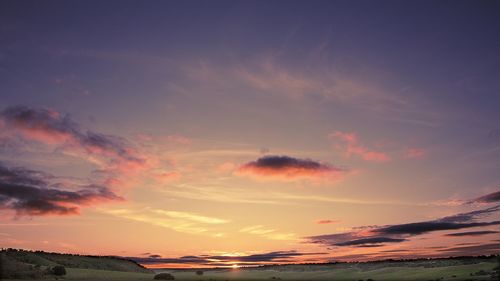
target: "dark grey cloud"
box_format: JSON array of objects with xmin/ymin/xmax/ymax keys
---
[
  {"xmin": 238, "ymin": 155, "xmax": 344, "ymax": 179},
  {"xmin": 244, "ymin": 155, "xmax": 331, "ymax": 171},
  {"xmin": 0, "ymin": 106, "xmax": 143, "ymax": 164},
  {"xmin": 444, "ymin": 230, "xmax": 499, "ymax": 237},
  {"xmin": 469, "ymin": 191, "xmax": 500, "ymax": 204},
  {"xmin": 440, "ymin": 205, "xmax": 500, "ymax": 223},
  {"xmin": 128, "ymin": 251, "xmax": 325, "ymax": 266},
  {"xmin": 130, "ymin": 256, "xmax": 206, "ymax": 264},
  {"xmin": 375, "ymin": 220, "xmax": 500, "ymax": 236},
  {"xmin": 307, "ymin": 232, "xmax": 358, "ymax": 245},
  {"xmin": 436, "ymin": 243, "xmax": 500, "ymax": 256},
  {"xmin": 379, "ymin": 249, "xmax": 410, "ymax": 253},
  {"xmin": 0, "ymin": 106, "xmax": 79, "ymax": 137},
  {"xmin": 210, "ymin": 251, "xmax": 325, "ymax": 262},
  {"xmin": 0, "ymin": 162, "xmax": 122, "ymax": 216},
  {"xmin": 306, "ymin": 205, "xmax": 500, "ymax": 248},
  {"xmin": 307, "ymin": 232, "xmax": 410, "ymax": 248},
  {"xmin": 375, "ymin": 206, "xmax": 500, "ymax": 237},
  {"xmin": 354, "ymin": 244, "xmax": 385, "ymax": 248},
  {"xmin": 335, "ymin": 237, "xmax": 406, "ymax": 246}
]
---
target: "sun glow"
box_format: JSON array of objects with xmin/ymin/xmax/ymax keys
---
[{"xmin": 231, "ymin": 264, "xmax": 239, "ymax": 269}]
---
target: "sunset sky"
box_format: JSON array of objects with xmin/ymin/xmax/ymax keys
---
[{"xmin": 1, "ymin": 0, "xmax": 499, "ymax": 268}]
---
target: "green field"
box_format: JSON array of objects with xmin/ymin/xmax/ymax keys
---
[
  {"xmin": 162, "ymin": 261, "xmax": 499, "ymax": 281},
  {"xmin": 2, "ymin": 249, "xmax": 499, "ymax": 281},
  {"xmin": 2, "ymin": 268, "xmax": 154, "ymax": 281},
  {"xmin": 1, "ymin": 261, "xmax": 499, "ymax": 281}
]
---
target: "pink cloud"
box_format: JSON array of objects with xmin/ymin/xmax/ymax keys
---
[
  {"xmin": 0, "ymin": 106, "xmax": 172, "ymax": 202},
  {"xmin": 153, "ymin": 171, "xmax": 181, "ymax": 184},
  {"xmin": 237, "ymin": 60, "xmax": 316, "ymax": 99},
  {"xmin": 405, "ymin": 148, "xmax": 427, "ymax": 159},
  {"xmin": 164, "ymin": 135, "xmax": 192, "ymax": 145},
  {"xmin": 330, "ymin": 131, "xmax": 391, "ymax": 163},
  {"xmin": 136, "ymin": 133, "xmax": 153, "ymax": 142},
  {"xmin": 0, "ymin": 163, "xmax": 123, "ymax": 217},
  {"xmin": 316, "ymin": 219, "xmax": 341, "ymax": 225},
  {"xmin": 217, "ymin": 162, "xmax": 237, "ymax": 173},
  {"xmin": 0, "ymin": 106, "xmax": 145, "ymax": 168}
]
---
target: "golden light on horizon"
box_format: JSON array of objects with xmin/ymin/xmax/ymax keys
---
[{"xmin": 231, "ymin": 264, "xmax": 240, "ymax": 269}]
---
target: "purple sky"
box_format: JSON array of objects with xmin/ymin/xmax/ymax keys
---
[{"xmin": 0, "ymin": 0, "xmax": 499, "ymax": 267}]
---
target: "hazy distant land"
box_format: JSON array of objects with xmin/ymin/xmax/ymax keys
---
[{"xmin": 1, "ymin": 249, "xmax": 499, "ymax": 281}]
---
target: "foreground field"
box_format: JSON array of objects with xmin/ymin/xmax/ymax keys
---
[
  {"xmin": 163, "ymin": 261, "xmax": 499, "ymax": 281},
  {"xmin": 2, "ymin": 261, "xmax": 498, "ymax": 281},
  {"xmin": 2, "ymin": 268, "xmax": 154, "ymax": 281},
  {"xmin": 2, "ymin": 249, "xmax": 498, "ymax": 281}
]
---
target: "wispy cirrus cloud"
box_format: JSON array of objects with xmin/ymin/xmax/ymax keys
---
[
  {"xmin": 237, "ymin": 155, "xmax": 346, "ymax": 181},
  {"xmin": 159, "ymin": 182, "xmax": 428, "ymax": 208},
  {"xmin": 152, "ymin": 171, "xmax": 181, "ymax": 184},
  {"xmin": 102, "ymin": 207, "xmax": 228, "ymax": 236},
  {"xmin": 0, "ymin": 163, "xmax": 122, "ymax": 216},
  {"xmin": 164, "ymin": 135, "xmax": 192, "ymax": 145},
  {"xmin": 185, "ymin": 57, "xmax": 409, "ymax": 111},
  {"xmin": 240, "ymin": 225, "xmax": 296, "ymax": 241},
  {"xmin": 405, "ymin": 147, "xmax": 427, "ymax": 159},
  {"xmin": 329, "ymin": 131, "xmax": 391, "ymax": 163},
  {"xmin": 151, "ymin": 209, "xmax": 228, "ymax": 224}
]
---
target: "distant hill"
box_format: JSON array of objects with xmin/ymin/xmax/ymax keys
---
[{"xmin": 0, "ymin": 248, "xmax": 152, "ymax": 279}]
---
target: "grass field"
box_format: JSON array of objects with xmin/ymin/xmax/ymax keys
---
[
  {"xmin": 162, "ymin": 261, "xmax": 498, "ymax": 281},
  {"xmin": 2, "ymin": 249, "xmax": 498, "ymax": 281},
  {"xmin": 2, "ymin": 261, "xmax": 498, "ymax": 281},
  {"xmin": 2, "ymin": 267, "xmax": 154, "ymax": 281}
]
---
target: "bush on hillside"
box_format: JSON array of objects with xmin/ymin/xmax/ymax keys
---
[
  {"xmin": 154, "ymin": 273, "xmax": 175, "ymax": 280},
  {"xmin": 52, "ymin": 265, "xmax": 67, "ymax": 276},
  {"xmin": 196, "ymin": 270, "xmax": 204, "ymax": 275}
]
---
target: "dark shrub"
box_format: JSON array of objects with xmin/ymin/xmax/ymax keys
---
[
  {"xmin": 196, "ymin": 270, "xmax": 204, "ymax": 275},
  {"xmin": 52, "ymin": 265, "xmax": 66, "ymax": 276},
  {"xmin": 154, "ymin": 273, "xmax": 175, "ymax": 280},
  {"xmin": 473, "ymin": 270, "xmax": 488, "ymax": 276}
]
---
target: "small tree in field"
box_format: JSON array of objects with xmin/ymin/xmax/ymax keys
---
[
  {"xmin": 52, "ymin": 265, "xmax": 66, "ymax": 276},
  {"xmin": 196, "ymin": 270, "xmax": 204, "ymax": 276},
  {"xmin": 154, "ymin": 273, "xmax": 175, "ymax": 280}
]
